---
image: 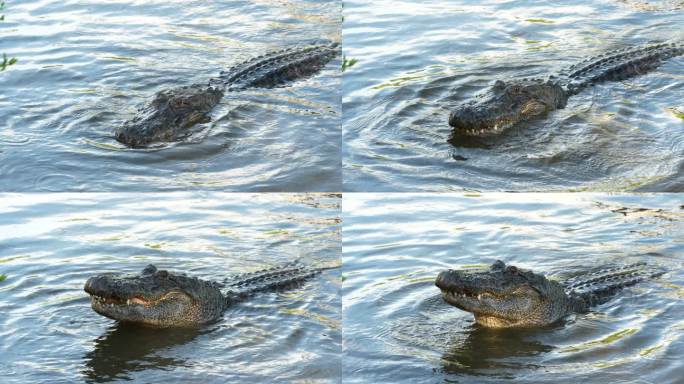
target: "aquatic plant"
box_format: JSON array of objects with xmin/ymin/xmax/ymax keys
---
[
  {"xmin": 342, "ymin": 56, "xmax": 357, "ymax": 72},
  {"xmin": 0, "ymin": 1, "xmax": 17, "ymax": 71}
]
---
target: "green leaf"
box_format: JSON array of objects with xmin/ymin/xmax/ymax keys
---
[
  {"xmin": 341, "ymin": 56, "xmax": 358, "ymax": 72},
  {"xmin": 0, "ymin": 274, "xmax": 7, "ymax": 282}
]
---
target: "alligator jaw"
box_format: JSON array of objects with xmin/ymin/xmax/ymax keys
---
[
  {"xmin": 115, "ymin": 85, "xmax": 223, "ymax": 148},
  {"xmin": 436, "ymin": 268, "xmax": 522, "ymax": 326},
  {"xmin": 83, "ymin": 266, "xmax": 224, "ymax": 327},
  {"xmin": 435, "ymin": 261, "xmax": 574, "ymax": 328},
  {"xmin": 448, "ymin": 79, "xmax": 568, "ymax": 134},
  {"xmin": 89, "ymin": 294, "xmax": 148, "ymax": 307}
]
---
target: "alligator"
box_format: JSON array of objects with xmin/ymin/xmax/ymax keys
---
[
  {"xmin": 84, "ymin": 262, "xmax": 334, "ymax": 327},
  {"xmin": 115, "ymin": 42, "xmax": 340, "ymax": 147},
  {"xmin": 435, "ymin": 260, "xmax": 665, "ymax": 328},
  {"xmin": 448, "ymin": 42, "xmax": 684, "ymax": 134}
]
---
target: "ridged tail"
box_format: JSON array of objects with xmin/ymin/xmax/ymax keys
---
[
  {"xmin": 562, "ymin": 262, "xmax": 665, "ymax": 306},
  {"xmin": 222, "ymin": 262, "xmax": 337, "ymax": 300},
  {"xmin": 558, "ymin": 43, "xmax": 684, "ymax": 95},
  {"xmin": 213, "ymin": 42, "xmax": 340, "ymax": 91}
]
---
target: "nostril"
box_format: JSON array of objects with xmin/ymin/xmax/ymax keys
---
[{"xmin": 448, "ymin": 113, "xmax": 465, "ymax": 128}]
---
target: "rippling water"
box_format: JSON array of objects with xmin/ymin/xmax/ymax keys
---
[
  {"xmin": 343, "ymin": 0, "xmax": 684, "ymax": 192},
  {"xmin": 0, "ymin": 193, "xmax": 341, "ymax": 383},
  {"xmin": 342, "ymin": 193, "xmax": 684, "ymax": 383},
  {"xmin": 0, "ymin": 0, "xmax": 341, "ymax": 192}
]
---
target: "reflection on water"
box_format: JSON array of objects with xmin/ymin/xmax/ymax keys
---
[
  {"xmin": 342, "ymin": 193, "xmax": 684, "ymax": 383},
  {"xmin": 83, "ymin": 323, "xmax": 203, "ymax": 383},
  {"xmin": 342, "ymin": 0, "xmax": 684, "ymax": 192},
  {"xmin": 0, "ymin": 193, "xmax": 341, "ymax": 383},
  {"xmin": 440, "ymin": 325, "xmax": 556, "ymax": 378},
  {"xmin": 0, "ymin": 0, "xmax": 341, "ymax": 192}
]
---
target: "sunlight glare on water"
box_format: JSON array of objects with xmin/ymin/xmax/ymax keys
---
[
  {"xmin": 342, "ymin": 193, "xmax": 684, "ymax": 383},
  {"xmin": 0, "ymin": 0, "xmax": 341, "ymax": 192},
  {"xmin": 342, "ymin": 0, "xmax": 684, "ymax": 192},
  {"xmin": 0, "ymin": 193, "xmax": 342, "ymax": 383}
]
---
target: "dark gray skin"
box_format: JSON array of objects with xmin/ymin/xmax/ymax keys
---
[
  {"xmin": 449, "ymin": 42, "xmax": 684, "ymax": 134},
  {"xmin": 84, "ymin": 263, "xmax": 332, "ymax": 327},
  {"xmin": 435, "ymin": 260, "xmax": 664, "ymax": 328},
  {"xmin": 115, "ymin": 85, "xmax": 224, "ymax": 147},
  {"xmin": 449, "ymin": 80, "xmax": 568, "ymax": 134},
  {"xmin": 115, "ymin": 42, "xmax": 340, "ymax": 147}
]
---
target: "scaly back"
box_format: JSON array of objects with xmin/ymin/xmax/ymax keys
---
[
  {"xmin": 557, "ymin": 42, "xmax": 684, "ymax": 95},
  {"xmin": 562, "ymin": 262, "xmax": 665, "ymax": 307},
  {"xmin": 221, "ymin": 262, "xmax": 336, "ymax": 300},
  {"xmin": 213, "ymin": 42, "xmax": 340, "ymax": 91}
]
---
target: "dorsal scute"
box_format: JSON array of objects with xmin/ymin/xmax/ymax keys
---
[
  {"xmin": 557, "ymin": 42, "xmax": 684, "ymax": 94},
  {"xmin": 562, "ymin": 262, "xmax": 665, "ymax": 300},
  {"xmin": 221, "ymin": 262, "xmax": 333, "ymax": 299},
  {"xmin": 211, "ymin": 43, "xmax": 339, "ymax": 91}
]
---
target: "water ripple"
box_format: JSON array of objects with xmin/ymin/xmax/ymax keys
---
[
  {"xmin": 342, "ymin": 193, "xmax": 684, "ymax": 383},
  {"xmin": 0, "ymin": 0, "xmax": 341, "ymax": 192},
  {"xmin": 343, "ymin": 0, "xmax": 684, "ymax": 191}
]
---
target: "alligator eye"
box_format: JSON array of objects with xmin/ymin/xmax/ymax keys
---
[
  {"xmin": 157, "ymin": 270, "xmax": 169, "ymax": 278},
  {"xmin": 506, "ymin": 266, "xmax": 518, "ymax": 274},
  {"xmin": 492, "ymin": 260, "xmax": 506, "ymax": 270},
  {"xmin": 142, "ymin": 265, "xmax": 157, "ymax": 275}
]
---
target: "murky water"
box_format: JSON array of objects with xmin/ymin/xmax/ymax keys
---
[
  {"xmin": 342, "ymin": 193, "xmax": 684, "ymax": 383},
  {"xmin": 0, "ymin": 0, "xmax": 341, "ymax": 192},
  {"xmin": 342, "ymin": 0, "xmax": 684, "ymax": 192},
  {"xmin": 0, "ymin": 193, "xmax": 341, "ymax": 383}
]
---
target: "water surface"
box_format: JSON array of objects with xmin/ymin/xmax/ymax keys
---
[
  {"xmin": 343, "ymin": 193, "xmax": 684, "ymax": 383},
  {"xmin": 0, "ymin": 193, "xmax": 341, "ymax": 383},
  {"xmin": 0, "ymin": 0, "xmax": 341, "ymax": 192},
  {"xmin": 343, "ymin": 0, "xmax": 684, "ymax": 191}
]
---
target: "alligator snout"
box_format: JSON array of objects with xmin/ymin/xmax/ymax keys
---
[
  {"xmin": 84, "ymin": 275, "xmax": 115, "ymax": 297},
  {"xmin": 448, "ymin": 109, "xmax": 475, "ymax": 130},
  {"xmin": 448, "ymin": 109, "xmax": 492, "ymax": 132},
  {"xmin": 435, "ymin": 269, "xmax": 460, "ymax": 290}
]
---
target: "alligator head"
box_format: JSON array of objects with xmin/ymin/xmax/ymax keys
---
[
  {"xmin": 84, "ymin": 265, "xmax": 226, "ymax": 327},
  {"xmin": 435, "ymin": 260, "xmax": 572, "ymax": 327},
  {"xmin": 115, "ymin": 84, "xmax": 223, "ymax": 147},
  {"xmin": 448, "ymin": 79, "xmax": 568, "ymax": 134}
]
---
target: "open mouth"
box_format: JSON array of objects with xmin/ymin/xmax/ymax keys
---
[
  {"xmin": 90, "ymin": 295, "xmax": 149, "ymax": 307},
  {"xmin": 441, "ymin": 286, "xmax": 500, "ymax": 301}
]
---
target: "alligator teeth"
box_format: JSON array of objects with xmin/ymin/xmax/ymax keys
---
[{"xmin": 126, "ymin": 299, "xmax": 130, "ymax": 305}]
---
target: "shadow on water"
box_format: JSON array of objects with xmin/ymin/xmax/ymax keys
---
[
  {"xmin": 82, "ymin": 322, "xmax": 207, "ymax": 383},
  {"xmin": 447, "ymin": 131, "xmax": 494, "ymax": 150},
  {"xmin": 440, "ymin": 324, "xmax": 557, "ymax": 380}
]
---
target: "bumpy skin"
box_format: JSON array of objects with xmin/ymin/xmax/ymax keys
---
[
  {"xmin": 435, "ymin": 260, "xmax": 664, "ymax": 328},
  {"xmin": 449, "ymin": 42, "xmax": 684, "ymax": 134},
  {"xmin": 448, "ymin": 80, "xmax": 567, "ymax": 134},
  {"xmin": 84, "ymin": 263, "xmax": 330, "ymax": 327},
  {"xmin": 115, "ymin": 85, "xmax": 224, "ymax": 147},
  {"xmin": 115, "ymin": 42, "xmax": 340, "ymax": 147}
]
